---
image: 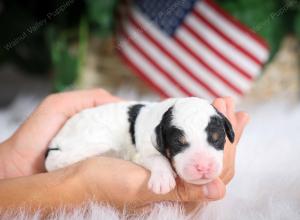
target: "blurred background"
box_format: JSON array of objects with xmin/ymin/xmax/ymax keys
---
[{"xmin": 0, "ymin": 0, "xmax": 299, "ymax": 142}]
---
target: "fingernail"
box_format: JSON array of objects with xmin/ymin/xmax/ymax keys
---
[{"xmin": 203, "ymin": 182, "xmax": 220, "ymax": 199}]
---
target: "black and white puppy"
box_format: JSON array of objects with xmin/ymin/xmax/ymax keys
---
[{"xmin": 45, "ymin": 97, "xmax": 234, "ymax": 194}]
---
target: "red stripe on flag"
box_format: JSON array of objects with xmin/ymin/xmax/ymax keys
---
[
  {"xmin": 182, "ymin": 22, "xmax": 253, "ymax": 81},
  {"xmin": 128, "ymin": 15, "xmax": 221, "ymax": 98},
  {"xmin": 121, "ymin": 30, "xmax": 193, "ymax": 96},
  {"xmin": 192, "ymin": 9, "xmax": 262, "ymax": 66},
  {"xmin": 117, "ymin": 48, "xmax": 169, "ymax": 98},
  {"xmin": 204, "ymin": 0, "xmax": 269, "ymax": 50},
  {"xmin": 173, "ymin": 36, "xmax": 243, "ymax": 96}
]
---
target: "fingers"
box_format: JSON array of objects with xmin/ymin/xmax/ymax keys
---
[
  {"xmin": 234, "ymin": 112, "xmax": 250, "ymax": 144},
  {"xmin": 224, "ymin": 97, "xmax": 235, "ymax": 123},
  {"xmin": 151, "ymin": 178, "xmax": 226, "ymax": 202},
  {"xmin": 212, "ymin": 98, "xmax": 226, "ymax": 115},
  {"xmin": 43, "ymin": 89, "xmax": 122, "ymax": 118}
]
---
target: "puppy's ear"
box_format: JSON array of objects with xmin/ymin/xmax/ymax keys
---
[
  {"xmin": 219, "ymin": 112, "xmax": 235, "ymax": 143},
  {"xmin": 213, "ymin": 107, "xmax": 235, "ymax": 143},
  {"xmin": 151, "ymin": 106, "xmax": 174, "ymax": 156}
]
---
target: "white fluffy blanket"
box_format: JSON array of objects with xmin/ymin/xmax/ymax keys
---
[{"xmin": 1, "ymin": 97, "xmax": 300, "ymax": 219}]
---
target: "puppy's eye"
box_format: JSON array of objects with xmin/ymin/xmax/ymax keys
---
[
  {"xmin": 177, "ymin": 136, "xmax": 188, "ymax": 146},
  {"xmin": 211, "ymin": 132, "xmax": 220, "ymax": 142}
]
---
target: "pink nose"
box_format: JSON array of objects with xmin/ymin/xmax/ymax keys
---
[
  {"xmin": 193, "ymin": 161, "xmax": 217, "ymax": 179},
  {"xmin": 195, "ymin": 163, "xmax": 212, "ymax": 174}
]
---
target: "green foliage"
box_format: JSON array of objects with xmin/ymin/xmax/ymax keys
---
[
  {"xmin": 292, "ymin": 1, "xmax": 300, "ymax": 39},
  {"xmin": 295, "ymin": 12, "xmax": 300, "ymax": 39},
  {"xmin": 47, "ymin": 18, "xmax": 88, "ymax": 92},
  {"xmin": 86, "ymin": 0, "xmax": 119, "ymax": 37}
]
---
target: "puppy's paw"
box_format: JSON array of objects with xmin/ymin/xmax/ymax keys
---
[{"xmin": 148, "ymin": 171, "xmax": 176, "ymax": 194}]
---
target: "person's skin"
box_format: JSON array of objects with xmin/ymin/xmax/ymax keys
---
[{"xmin": 0, "ymin": 89, "xmax": 249, "ymax": 215}]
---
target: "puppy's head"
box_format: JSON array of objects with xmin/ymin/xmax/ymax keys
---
[{"xmin": 152, "ymin": 97, "xmax": 235, "ymax": 185}]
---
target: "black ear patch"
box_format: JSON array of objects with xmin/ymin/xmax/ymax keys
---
[
  {"xmin": 128, "ymin": 104, "xmax": 145, "ymax": 145},
  {"xmin": 215, "ymin": 110, "xmax": 235, "ymax": 143},
  {"xmin": 217, "ymin": 111, "xmax": 235, "ymax": 143},
  {"xmin": 220, "ymin": 112, "xmax": 235, "ymax": 143},
  {"xmin": 154, "ymin": 106, "xmax": 189, "ymax": 159}
]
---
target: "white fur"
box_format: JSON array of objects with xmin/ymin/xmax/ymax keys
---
[{"xmin": 45, "ymin": 97, "xmax": 222, "ymax": 194}]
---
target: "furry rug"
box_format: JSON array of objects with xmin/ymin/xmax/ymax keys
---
[{"xmin": 1, "ymin": 96, "xmax": 300, "ymax": 219}]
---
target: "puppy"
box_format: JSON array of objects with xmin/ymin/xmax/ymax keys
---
[{"xmin": 45, "ymin": 97, "xmax": 234, "ymax": 194}]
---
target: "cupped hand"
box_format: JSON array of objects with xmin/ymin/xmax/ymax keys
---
[{"xmin": 0, "ymin": 89, "xmax": 121, "ymax": 178}]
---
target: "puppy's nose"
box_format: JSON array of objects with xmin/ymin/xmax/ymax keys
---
[
  {"xmin": 194, "ymin": 161, "xmax": 216, "ymax": 179},
  {"xmin": 195, "ymin": 162, "xmax": 212, "ymax": 174}
]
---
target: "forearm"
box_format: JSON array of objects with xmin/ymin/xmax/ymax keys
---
[{"xmin": 0, "ymin": 167, "xmax": 84, "ymax": 214}]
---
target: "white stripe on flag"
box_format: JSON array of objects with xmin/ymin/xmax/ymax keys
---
[
  {"xmin": 119, "ymin": 37, "xmax": 186, "ymax": 97},
  {"xmin": 197, "ymin": 1, "xmax": 269, "ymax": 61}
]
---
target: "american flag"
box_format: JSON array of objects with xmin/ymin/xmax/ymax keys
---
[{"xmin": 117, "ymin": 0, "xmax": 269, "ymax": 100}]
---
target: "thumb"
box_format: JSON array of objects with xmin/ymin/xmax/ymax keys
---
[{"xmin": 153, "ymin": 178, "xmax": 226, "ymax": 202}]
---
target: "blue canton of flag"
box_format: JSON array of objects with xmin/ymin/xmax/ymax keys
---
[{"xmin": 136, "ymin": 0, "xmax": 198, "ymax": 36}]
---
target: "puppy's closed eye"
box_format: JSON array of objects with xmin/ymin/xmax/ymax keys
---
[
  {"xmin": 211, "ymin": 132, "xmax": 220, "ymax": 142},
  {"xmin": 177, "ymin": 135, "xmax": 188, "ymax": 146}
]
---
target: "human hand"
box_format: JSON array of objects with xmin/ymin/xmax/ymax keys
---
[{"xmin": 0, "ymin": 89, "xmax": 121, "ymax": 178}]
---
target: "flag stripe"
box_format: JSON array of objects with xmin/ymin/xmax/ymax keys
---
[
  {"xmin": 173, "ymin": 35, "xmax": 244, "ymax": 95},
  {"xmin": 191, "ymin": 9, "xmax": 262, "ymax": 67},
  {"xmin": 118, "ymin": 49, "xmax": 169, "ymax": 97},
  {"xmin": 122, "ymin": 29, "xmax": 193, "ymax": 96},
  {"xmin": 128, "ymin": 12, "xmax": 222, "ymax": 97},
  {"xmin": 122, "ymin": 22, "xmax": 218, "ymax": 98},
  {"xmin": 181, "ymin": 22, "xmax": 253, "ymax": 80},
  {"xmin": 204, "ymin": 0, "xmax": 268, "ymax": 50},
  {"xmin": 185, "ymin": 14, "xmax": 260, "ymax": 74},
  {"xmin": 198, "ymin": 1, "xmax": 269, "ymax": 61},
  {"xmin": 118, "ymin": 38, "xmax": 185, "ymax": 97},
  {"xmin": 175, "ymin": 28, "xmax": 251, "ymax": 92}
]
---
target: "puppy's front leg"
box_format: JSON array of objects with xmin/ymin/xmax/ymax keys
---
[{"xmin": 141, "ymin": 155, "xmax": 176, "ymax": 194}]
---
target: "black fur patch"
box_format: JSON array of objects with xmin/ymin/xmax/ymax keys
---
[
  {"xmin": 211, "ymin": 106, "xmax": 235, "ymax": 143},
  {"xmin": 205, "ymin": 116, "xmax": 226, "ymax": 150},
  {"xmin": 45, "ymin": 147, "xmax": 60, "ymax": 158},
  {"xmin": 155, "ymin": 106, "xmax": 189, "ymax": 159},
  {"xmin": 128, "ymin": 104, "xmax": 145, "ymax": 145}
]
